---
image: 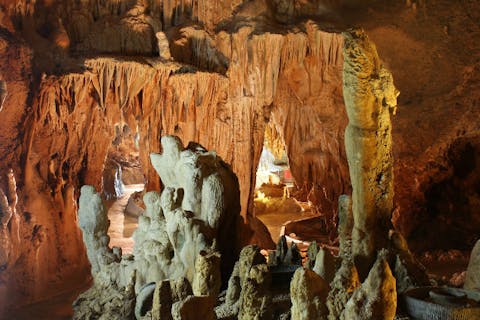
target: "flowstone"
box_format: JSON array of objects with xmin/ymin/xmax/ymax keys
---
[{"xmin": 74, "ymin": 136, "xmax": 241, "ymax": 318}]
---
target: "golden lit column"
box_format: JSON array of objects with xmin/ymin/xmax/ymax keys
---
[{"xmin": 342, "ymin": 29, "xmax": 399, "ymax": 276}]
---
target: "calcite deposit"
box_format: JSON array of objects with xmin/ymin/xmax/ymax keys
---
[
  {"xmin": 343, "ymin": 29, "xmax": 399, "ymax": 276},
  {"xmin": 0, "ymin": 0, "xmax": 479, "ymax": 317},
  {"xmin": 290, "ymin": 268, "xmax": 329, "ymax": 320},
  {"xmin": 343, "ymin": 251, "xmax": 397, "ymax": 320},
  {"xmin": 74, "ymin": 136, "xmax": 240, "ymax": 318},
  {"xmin": 464, "ymin": 239, "xmax": 480, "ymax": 291}
]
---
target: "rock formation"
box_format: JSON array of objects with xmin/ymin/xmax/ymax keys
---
[
  {"xmin": 337, "ymin": 195, "xmax": 353, "ymax": 258},
  {"xmin": 78, "ymin": 185, "xmax": 117, "ymax": 274},
  {"xmin": 313, "ymin": 247, "xmax": 338, "ymax": 284},
  {"xmin": 0, "ymin": 0, "xmax": 479, "ymax": 315},
  {"xmin": 74, "ymin": 136, "xmax": 241, "ymax": 318},
  {"xmin": 326, "ymin": 258, "xmax": 360, "ymax": 320},
  {"xmin": 238, "ymin": 264, "xmax": 272, "ymax": 320},
  {"xmin": 271, "ymin": 235, "xmax": 302, "ymax": 267},
  {"xmin": 221, "ymin": 245, "xmax": 266, "ymax": 317},
  {"xmin": 290, "ymin": 268, "xmax": 329, "ymax": 320},
  {"xmin": 192, "ymin": 250, "xmax": 222, "ymax": 297},
  {"xmin": 464, "ymin": 239, "xmax": 480, "ymax": 291},
  {"xmin": 171, "ymin": 295, "xmax": 217, "ymax": 320},
  {"xmin": 343, "ymin": 251, "xmax": 397, "ymax": 320},
  {"xmin": 342, "ymin": 29, "xmax": 399, "ymax": 276}
]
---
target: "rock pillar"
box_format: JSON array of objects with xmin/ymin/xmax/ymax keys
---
[{"xmin": 342, "ymin": 29, "xmax": 399, "ymax": 275}]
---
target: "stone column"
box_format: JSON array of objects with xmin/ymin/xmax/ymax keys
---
[{"xmin": 342, "ymin": 29, "xmax": 399, "ymax": 275}]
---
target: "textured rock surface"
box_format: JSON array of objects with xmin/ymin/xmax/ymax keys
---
[
  {"xmin": 192, "ymin": 250, "xmax": 222, "ymax": 297},
  {"xmin": 464, "ymin": 239, "xmax": 480, "ymax": 291},
  {"xmin": 290, "ymin": 268, "xmax": 329, "ymax": 320},
  {"xmin": 171, "ymin": 295, "xmax": 216, "ymax": 320},
  {"xmin": 74, "ymin": 138, "xmax": 238, "ymax": 317},
  {"xmin": 337, "ymin": 195, "xmax": 353, "ymax": 258},
  {"xmin": 223, "ymin": 245, "xmax": 266, "ymax": 317},
  {"xmin": 238, "ymin": 264, "xmax": 272, "ymax": 320},
  {"xmin": 78, "ymin": 185, "xmax": 116, "ymax": 274},
  {"xmin": 389, "ymin": 230, "xmax": 429, "ymax": 294},
  {"xmin": 313, "ymin": 247, "xmax": 338, "ymax": 284},
  {"xmin": 151, "ymin": 280, "xmax": 173, "ymax": 320},
  {"xmin": 73, "ymin": 270, "xmax": 136, "ymax": 320},
  {"xmin": 326, "ymin": 258, "xmax": 360, "ymax": 320},
  {"xmin": 343, "ymin": 29, "xmax": 398, "ymax": 276},
  {"xmin": 343, "ymin": 251, "xmax": 397, "ymax": 320},
  {"xmin": 0, "ymin": 0, "xmax": 479, "ymax": 313},
  {"xmin": 148, "ymin": 135, "xmax": 240, "ymax": 283}
]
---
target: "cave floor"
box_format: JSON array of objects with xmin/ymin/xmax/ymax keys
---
[
  {"xmin": 105, "ymin": 184, "xmax": 144, "ymax": 254},
  {"xmin": 4, "ymin": 281, "xmax": 90, "ymax": 320},
  {"xmin": 5, "ymin": 187, "xmax": 144, "ymax": 319},
  {"xmin": 255, "ymin": 201, "xmax": 318, "ymax": 244}
]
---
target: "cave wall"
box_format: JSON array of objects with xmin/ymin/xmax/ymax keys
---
[
  {"xmin": 0, "ymin": 0, "xmax": 479, "ymax": 313},
  {"xmin": 0, "ymin": 6, "xmax": 349, "ymax": 311}
]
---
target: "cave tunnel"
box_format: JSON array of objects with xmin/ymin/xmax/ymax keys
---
[
  {"xmin": 1, "ymin": 0, "xmax": 480, "ymax": 319},
  {"xmin": 254, "ymin": 118, "xmax": 335, "ymax": 253},
  {"xmin": 103, "ymin": 123, "xmax": 145, "ymax": 254}
]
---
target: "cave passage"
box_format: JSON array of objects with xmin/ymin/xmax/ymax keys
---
[
  {"xmin": 254, "ymin": 143, "xmax": 317, "ymax": 247},
  {"xmin": 106, "ymin": 184, "xmax": 144, "ymax": 254},
  {"xmin": 103, "ymin": 124, "xmax": 146, "ymax": 254}
]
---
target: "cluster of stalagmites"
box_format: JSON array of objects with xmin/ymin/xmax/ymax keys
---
[
  {"xmin": 74, "ymin": 136, "xmax": 239, "ymax": 319},
  {"xmin": 72, "ymin": 30, "xmax": 437, "ymax": 319}
]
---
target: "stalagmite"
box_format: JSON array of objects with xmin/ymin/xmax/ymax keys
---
[
  {"xmin": 337, "ymin": 195, "xmax": 353, "ymax": 258},
  {"xmin": 306, "ymin": 241, "xmax": 320, "ymax": 269},
  {"xmin": 151, "ymin": 280, "xmax": 173, "ymax": 320},
  {"xmin": 74, "ymin": 136, "xmax": 241, "ymax": 317},
  {"xmin": 326, "ymin": 258, "xmax": 360, "ymax": 320},
  {"xmin": 313, "ymin": 247, "xmax": 338, "ymax": 284},
  {"xmin": 156, "ymin": 32, "xmax": 172, "ymax": 61},
  {"xmin": 78, "ymin": 185, "xmax": 116, "ymax": 275},
  {"xmin": 192, "ymin": 250, "xmax": 222, "ymax": 297},
  {"xmin": 290, "ymin": 268, "xmax": 330, "ymax": 320},
  {"xmin": 343, "ymin": 251, "xmax": 397, "ymax": 320},
  {"xmin": 389, "ymin": 230, "xmax": 429, "ymax": 293},
  {"xmin": 342, "ymin": 29, "xmax": 399, "ymax": 275},
  {"xmin": 464, "ymin": 239, "xmax": 480, "ymax": 291},
  {"xmin": 238, "ymin": 264, "xmax": 272, "ymax": 320},
  {"xmin": 223, "ymin": 245, "xmax": 266, "ymax": 316}
]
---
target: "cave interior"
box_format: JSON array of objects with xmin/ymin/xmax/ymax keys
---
[{"xmin": 0, "ymin": 0, "xmax": 479, "ymax": 319}]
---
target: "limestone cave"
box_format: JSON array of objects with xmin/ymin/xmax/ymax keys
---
[{"xmin": 0, "ymin": 0, "xmax": 479, "ymax": 319}]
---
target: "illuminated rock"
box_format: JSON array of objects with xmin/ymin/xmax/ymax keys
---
[
  {"xmin": 313, "ymin": 247, "xmax": 338, "ymax": 284},
  {"xmin": 465, "ymin": 239, "xmax": 480, "ymax": 291},
  {"xmin": 75, "ymin": 136, "xmax": 240, "ymax": 317},
  {"xmin": 342, "ymin": 29, "xmax": 399, "ymax": 275},
  {"xmin": 238, "ymin": 264, "xmax": 272, "ymax": 320},
  {"xmin": 290, "ymin": 268, "xmax": 329, "ymax": 320},
  {"xmin": 78, "ymin": 185, "xmax": 117, "ymax": 275},
  {"xmin": 192, "ymin": 250, "xmax": 222, "ymax": 297},
  {"xmin": 326, "ymin": 258, "xmax": 360, "ymax": 320},
  {"xmin": 343, "ymin": 251, "xmax": 397, "ymax": 320}
]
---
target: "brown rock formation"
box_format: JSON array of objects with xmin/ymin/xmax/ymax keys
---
[
  {"xmin": 0, "ymin": 0, "xmax": 479, "ymax": 314},
  {"xmin": 290, "ymin": 268, "xmax": 329, "ymax": 320},
  {"xmin": 343, "ymin": 29, "xmax": 398, "ymax": 275}
]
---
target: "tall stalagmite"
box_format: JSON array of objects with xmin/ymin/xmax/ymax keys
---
[{"xmin": 342, "ymin": 29, "xmax": 399, "ymax": 275}]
